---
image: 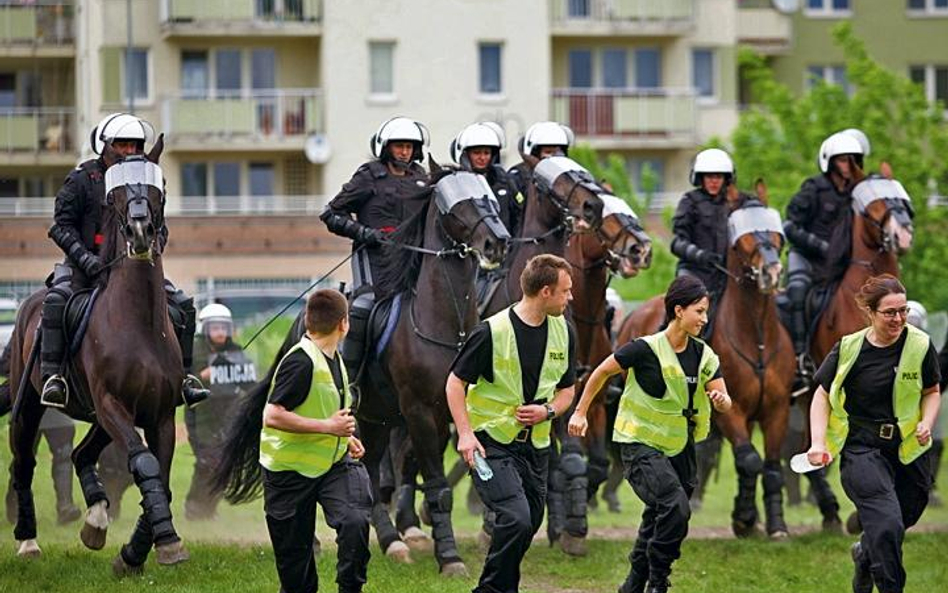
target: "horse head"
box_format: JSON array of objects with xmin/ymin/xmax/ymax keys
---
[
  {"xmin": 727, "ymin": 200, "xmax": 785, "ymax": 295},
  {"xmin": 852, "ymin": 176, "xmax": 914, "ymax": 256},
  {"xmin": 531, "ymin": 156, "xmax": 604, "ymax": 233},
  {"xmin": 596, "ymin": 194, "xmax": 652, "ymax": 278},
  {"xmin": 433, "ymin": 171, "xmax": 510, "ymax": 270},
  {"xmin": 104, "ymin": 154, "xmax": 166, "ymax": 262}
]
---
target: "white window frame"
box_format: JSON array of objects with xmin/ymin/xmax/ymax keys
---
[
  {"xmin": 122, "ymin": 47, "xmax": 152, "ymax": 106},
  {"xmin": 909, "ymin": 64, "xmax": 948, "ymax": 112},
  {"xmin": 805, "ymin": 64, "xmax": 851, "ymax": 94},
  {"xmin": 906, "ymin": 0, "xmax": 948, "ymax": 17},
  {"xmin": 803, "ymin": 0, "xmax": 852, "ymax": 18},
  {"xmin": 367, "ymin": 40, "xmax": 397, "ymax": 104},
  {"xmin": 691, "ymin": 48, "xmax": 718, "ymax": 104}
]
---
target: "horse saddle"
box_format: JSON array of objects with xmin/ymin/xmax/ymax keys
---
[
  {"xmin": 806, "ymin": 281, "xmax": 837, "ymax": 339},
  {"xmin": 64, "ymin": 287, "xmax": 100, "ymax": 356},
  {"xmin": 369, "ymin": 293, "xmax": 402, "ymax": 359}
]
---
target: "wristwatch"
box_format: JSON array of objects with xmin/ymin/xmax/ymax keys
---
[{"xmin": 544, "ymin": 403, "xmax": 556, "ymax": 421}]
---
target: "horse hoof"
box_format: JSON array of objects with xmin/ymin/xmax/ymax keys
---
[
  {"xmin": 155, "ymin": 540, "xmax": 190, "ymax": 566},
  {"xmin": 477, "ymin": 529, "xmax": 492, "ymax": 552},
  {"xmin": 768, "ymin": 529, "xmax": 790, "ymax": 540},
  {"xmin": 823, "ymin": 515, "xmax": 844, "ymax": 534},
  {"xmin": 112, "ymin": 554, "xmax": 144, "ymax": 578},
  {"xmin": 81, "ymin": 500, "xmax": 109, "ymax": 550},
  {"xmin": 440, "ymin": 561, "xmax": 469, "ymax": 578},
  {"xmin": 731, "ymin": 520, "xmax": 759, "ymax": 538},
  {"xmin": 16, "ymin": 539, "xmax": 41, "ymax": 558},
  {"xmin": 559, "ymin": 533, "xmax": 588, "ymax": 557},
  {"xmin": 401, "ymin": 527, "xmax": 433, "ymax": 552},
  {"xmin": 385, "ymin": 541, "xmax": 413, "ymax": 564}
]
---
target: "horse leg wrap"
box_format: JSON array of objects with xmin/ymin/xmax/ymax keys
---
[
  {"xmin": 120, "ymin": 515, "xmax": 153, "ymax": 567},
  {"xmin": 422, "ymin": 481, "xmax": 460, "ymax": 565},
  {"xmin": 129, "ymin": 449, "xmax": 177, "ymax": 546},
  {"xmin": 13, "ymin": 488, "xmax": 37, "ymax": 541},
  {"xmin": 806, "ymin": 467, "xmax": 840, "ymax": 517},
  {"xmin": 762, "ymin": 461, "xmax": 787, "ymax": 534},
  {"xmin": 77, "ymin": 465, "xmax": 108, "ymax": 508},
  {"xmin": 370, "ymin": 502, "xmax": 400, "ymax": 553},
  {"xmin": 561, "ymin": 453, "xmax": 589, "ymax": 537},
  {"xmin": 547, "ymin": 468, "xmax": 566, "ymax": 542},
  {"xmin": 732, "ymin": 444, "xmax": 762, "ymax": 527},
  {"xmin": 394, "ymin": 483, "xmax": 420, "ymax": 533}
]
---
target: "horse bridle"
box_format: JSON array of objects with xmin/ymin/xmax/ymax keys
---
[
  {"xmin": 105, "ymin": 181, "xmax": 165, "ymax": 263},
  {"xmin": 727, "ymin": 231, "xmax": 783, "ymax": 286},
  {"xmin": 851, "ymin": 198, "xmax": 913, "ymax": 271},
  {"xmin": 515, "ymin": 170, "xmax": 604, "ymax": 245}
]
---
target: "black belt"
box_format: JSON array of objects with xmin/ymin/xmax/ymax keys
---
[
  {"xmin": 514, "ymin": 426, "xmax": 532, "ymax": 443},
  {"xmin": 849, "ymin": 417, "xmax": 899, "ymax": 441}
]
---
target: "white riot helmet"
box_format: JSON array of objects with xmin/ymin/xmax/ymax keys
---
[
  {"xmin": 450, "ymin": 122, "xmax": 505, "ymax": 170},
  {"xmin": 841, "ymin": 128, "xmax": 871, "ymax": 156},
  {"xmin": 521, "ymin": 121, "xmax": 574, "ymax": 157},
  {"xmin": 198, "ymin": 303, "xmax": 234, "ymax": 335},
  {"xmin": 906, "ymin": 300, "xmax": 928, "ymax": 331},
  {"xmin": 90, "ymin": 112, "xmax": 156, "ymax": 156},
  {"xmin": 818, "ymin": 131, "xmax": 864, "ymax": 174},
  {"xmin": 689, "ymin": 148, "xmax": 735, "ymax": 186},
  {"xmin": 370, "ymin": 116, "xmax": 430, "ymax": 162}
]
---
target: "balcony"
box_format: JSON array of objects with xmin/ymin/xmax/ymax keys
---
[
  {"xmin": 551, "ymin": 88, "xmax": 696, "ymax": 149},
  {"xmin": 176, "ymin": 194, "xmax": 328, "ymax": 216},
  {"xmin": 0, "ymin": 108, "xmax": 76, "ymax": 165},
  {"xmin": 549, "ymin": 0, "xmax": 694, "ymax": 37},
  {"xmin": 162, "ymin": 89, "xmax": 323, "ymax": 151},
  {"xmin": 737, "ymin": 0, "xmax": 792, "ymax": 55},
  {"xmin": 0, "ymin": 1, "xmax": 74, "ymax": 57},
  {"xmin": 160, "ymin": 0, "xmax": 321, "ymax": 38}
]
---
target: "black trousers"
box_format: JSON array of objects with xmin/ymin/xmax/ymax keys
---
[
  {"xmin": 621, "ymin": 442, "xmax": 696, "ymax": 583},
  {"xmin": 470, "ymin": 433, "xmax": 550, "ymax": 593},
  {"xmin": 263, "ymin": 460, "xmax": 373, "ymax": 593},
  {"xmin": 840, "ymin": 443, "xmax": 931, "ymax": 593}
]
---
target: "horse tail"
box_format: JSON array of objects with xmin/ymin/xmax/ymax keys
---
[{"xmin": 212, "ymin": 311, "xmax": 306, "ymax": 504}]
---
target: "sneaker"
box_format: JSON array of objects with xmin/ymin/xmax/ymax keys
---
[
  {"xmin": 181, "ymin": 374, "xmax": 210, "ymax": 408},
  {"xmin": 851, "ymin": 541, "xmax": 873, "ymax": 593},
  {"xmin": 41, "ymin": 375, "xmax": 68, "ymax": 408}
]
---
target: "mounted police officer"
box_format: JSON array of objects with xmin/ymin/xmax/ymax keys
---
[
  {"xmin": 506, "ymin": 121, "xmax": 574, "ymax": 236},
  {"xmin": 40, "ymin": 113, "xmax": 209, "ymax": 408},
  {"xmin": 185, "ymin": 303, "xmax": 256, "ymax": 520},
  {"xmin": 450, "ymin": 121, "xmax": 519, "ymax": 233},
  {"xmin": 319, "ymin": 116, "xmax": 431, "ymax": 377},
  {"xmin": 670, "ymin": 148, "xmax": 746, "ymax": 329},
  {"xmin": 784, "ymin": 130, "xmax": 868, "ymax": 365}
]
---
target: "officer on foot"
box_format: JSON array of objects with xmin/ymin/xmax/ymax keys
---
[
  {"xmin": 447, "ymin": 254, "xmax": 577, "ymax": 593},
  {"xmin": 807, "ymin": 275, "xmax": 940, "ymax": 593},
  {"xmin": 40, "ymin": 113, "xmax": 209, "ymax": 408},
  {"xmin": 260, "ymin": 289, "xmax": 372, "ymax": 593},
  {"xmin": 569, "ymin": 275, "xmax": 732, "ymax": 593}
]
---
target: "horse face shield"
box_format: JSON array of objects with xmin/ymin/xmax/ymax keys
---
[
  {"xmin": 533, "ymin": 157, "xmax": 604, "ymax": 231},
  {"xmin": 852, "ymin": 177, "xmax": 914, "ymax": 255},
  {"xmin": 433, "ymin": 172, "xmax": 509, "ymax": 269},
  {"xmin": 105, "ymin": 156, "xmax": 165, "ymax": 260},
  {"xmin": 598, "ymin": 194, "xmax": 652, "ymax": 277},
  {"xmin": 728, "ymin": 206, "xmax": 785, "ymax": 294}
]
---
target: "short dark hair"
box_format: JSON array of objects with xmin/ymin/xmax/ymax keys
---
[
  {"xmin": 521, "ymin": 254, "xmax": 571, "ymax": 297},
  {"xmin": 664, "ymin": 275, "xmax": 710, "ymax": 322},
  {"xmin": 305, "ymin": 289, "xmax": 348, "ymax": 335},
  {"xmin": 856, "ymin": 274, "xmax": 905, "ymax": 312}
]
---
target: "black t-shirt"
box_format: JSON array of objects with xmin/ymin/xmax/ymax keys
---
[
  {"xmin": 267, "ymin": 342, "xmax": 346, "ymax": 411},
  {"xmin": 450, "ymin": 309, "xmax": 577, "ymax": 403},
  {"xmin": 815, "ymin": 329, "xmax": 940, "ymax": 422},
  {"xmin": 614, "ymin": 336, "xmax": 721, "ymax": 400}
]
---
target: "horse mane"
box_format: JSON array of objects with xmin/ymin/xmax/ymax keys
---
[
  {"xmin": 95, "ymin": 201, "xmax": 121, "ymax": 289},
  {"xmin": 375, "ymin": 196, "xmax": 432, "ymax": 299}
]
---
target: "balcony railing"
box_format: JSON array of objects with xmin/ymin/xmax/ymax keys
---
[
  {"xmin": 0, "ymin": 108, "xmax": 74, "ymax": 154},
  {"xmin": 162, "ymin": 89, "xmax": 323, "ymax": 141},
  {"xmin": 551, "ymin": 88, "xmax": 695, "ymax": 139},
  {"xmin": 0, "ymin": 1, "xmax": 74, "ymax": 47},
  {"xmin": 0, "ymin": 195, "xmax": 328, "ymax": 217},
  {"xmin": 161, "ymin": 0, "xmax": 321, "ymax": 25},
  {"xmin": 737, "ymin": 1, "xmax": 792, "ymax": 54},
  {"xmin": 549, "ymin": 0, "xmax": 694, "ymax": 26}
]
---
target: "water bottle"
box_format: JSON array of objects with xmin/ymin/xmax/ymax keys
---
[
  {"xmin": 790, "ymin": 452, "xmax": 829, "ymax": 474},
  {"xmin": 472, "ymin": 450, "xmax": 493, "ymax": 481}
]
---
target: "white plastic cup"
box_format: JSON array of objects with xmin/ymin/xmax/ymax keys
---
[{"xmin": 790, "ymin": 452, "xmax": 829, "ymax": 474}]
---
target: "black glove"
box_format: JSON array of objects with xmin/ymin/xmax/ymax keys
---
[
  {"xmin": 812, "ymin": 237, "xmax": 830, "ymax": 258},
  {"xmin": 358, "ymin": 227, "xmax": 383, "ymax": 247},
  {"xmin": 698, "ymin": 251, "xmax": 724, "ymax": 268},
  {"xmin": 77, "ymin": 252, "xmax": 104, "ymax": 277}
]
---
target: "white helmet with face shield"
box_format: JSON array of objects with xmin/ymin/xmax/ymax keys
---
[
  {"xmin": 90, "ymin": 113, "xmax": 156, "ymax": 156},
  {"xmin": 450, "ymin": 122, "xmax": 505, "ymax": 170},
  {"xmin": 521, "ymin": 121, "xmax": 574, "ymax": 157},
  {"xmin": 198, "ymin": 303, "xmax": 234, "ymax": 336},
  {"xmin": 689, "ymin": 148, "xmax": 735, "ymax": 186},
  {"xmin": 818, "ymin": 131, "xmax": 864, "ymax": 174},
  {"xmin": 370, "ymin": 116, "xmax": 430, "ymax": 163}
]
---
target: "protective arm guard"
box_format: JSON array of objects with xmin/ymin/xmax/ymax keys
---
[
  {"xmin": 671, "ymin": 236, "xmax": 715, "ymax": 266},
  {"xmin": 783, "ymin": 221, "xmax": 828, "ymax": 258},
  {"xmin": 319, "ymin": 209, "xmax": 380, "ymax": 245}
]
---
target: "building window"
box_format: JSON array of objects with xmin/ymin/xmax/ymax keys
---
[
  {"xmin": 909, "ymin": 65, "xmax": 948, "ymax": 107},
  {"xmin": 568, "ymin": 50, "xmax": 592, "ymax": 88},
  {"xmin": 181, "ymin": 163, "xmax": 208, "ymax": 197},
  {"xmin": 122, "ymin": 48, "xmax": 149, "ymax": 103},
  {"xmin": 0, "ymin": 73, "xmax": 14, "ymax": 108},
  {"xmin": 806, "ymin": 65, "xmax": 851, "ymax": 94},
  {"xmin": 634, "ymin": 48, "xmax": 661, "ymax": 89},
  {"xmin": 907, "ymin": 0, "xmax": 948, "ymax": 14},
  {"xmin": 181, "ymin": 51, "xmax": 208, "ymax": 99},
  {"xmin": 805, "ymin": 0, "xmax": 851, "ymax": 15},
  {"xmin": 628, "ymin": 158, "xmax": 665, "ymax": 193},
  {"xmin": 249, "ymin": 162, "xmax": 275, "ymax": 211},
  {"xmin": 602, "ymin": 49, "xmax": 628, "ymax": 89},
  {"xmin": 479, "ymin": 43, "xmax": 502, "ymax": 94},
  {"xmin": 216, "ymin": 49, "xmax": 242, "ymax": 95},
  {"xmin": 369, "ymin": 41, "xmax": 395, "ymax": 95},
  {"xmin": 692, "ymin": 49, "xmax": 715, "ymax": 99},
  {"xmin": 568, "ymin": 0, "xmax": 590, "ymax": 17},
  {"xmin": 214, "ymin": 162, "xmax": 241, "ymax": 197}
]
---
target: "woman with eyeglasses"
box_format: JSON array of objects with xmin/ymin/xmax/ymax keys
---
[{"xmin": 806, "ymin": 274, "xmax": 941, "ymax": 593}]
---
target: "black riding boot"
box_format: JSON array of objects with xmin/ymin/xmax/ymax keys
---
[
  {"xmin": 40, "ymin": 284, "xmax": 70, "ymax": 407},
  {"xmin": 341, "ymin": 293, "xmax": 374, "ymax": 382},
  {"xmin": 165, "ymin": 283, "xmax": 209, "ymax": 408}
]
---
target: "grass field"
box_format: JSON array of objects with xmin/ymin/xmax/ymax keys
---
[{"xmin": 1, "ymin": 419, "xmax": 947, "ymax": 592}]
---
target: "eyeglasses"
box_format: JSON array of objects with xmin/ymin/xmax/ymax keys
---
[{"xmin": 874, "ymin": 307, "xmax": 909, "ymax": 319}]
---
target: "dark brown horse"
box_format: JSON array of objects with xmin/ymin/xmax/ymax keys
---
[
  {"xmin": 215, "ymin": 169, "xmax": 509, "ymax": 576},
  {"xmin": 800, "ymin": 171, "xmax": 915, "ymax": 529},
  {"xmin": 7, "ymin": 146, "xmax": 190, "ymax": 573}
]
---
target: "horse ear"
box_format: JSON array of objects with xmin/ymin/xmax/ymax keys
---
[
  {"xmin": 849, "ymin": 155, "xmax": 866, "ymax": 184},
  {"xmin": 146, "ymin": 133, "xmax": 164, "ymax": 164},
  {"xmin": 726, "ymin": 180, "xmax": 740, "ymax": 204},
  {"xmin": 755, "ymin": 178, "xmax": 768, "ymax": 205},
  {"xmin": 522, "ymin": 152, "xmax": 540, "ymax": 169},
  {"xmin": 428, "ymin": 153, "xmax": 442, "ymax": 174},
  {"xmin": 880, "ymin": 161, "xmax": 894, "ymax": 180}
]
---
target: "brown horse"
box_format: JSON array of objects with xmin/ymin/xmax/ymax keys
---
[
  {"xmin": 7, "ymin": 147, "xmax": 190, "ymax": 573},
  {"xmin": 799, "ymin": 172, "xmax": 915, "ymax": 529}
]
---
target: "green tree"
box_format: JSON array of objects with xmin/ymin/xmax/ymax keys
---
[{"xmin": 732, "ymin": 22, "xmax": 948, "ymax": 310}]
